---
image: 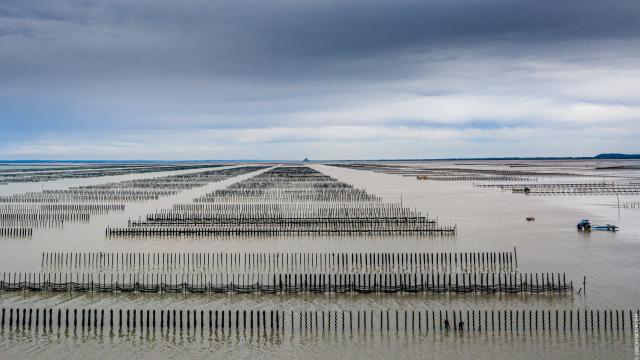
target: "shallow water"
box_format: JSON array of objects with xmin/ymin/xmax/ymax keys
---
[
  {"xmin": 0, "ymin": 327, "xmax": 633, "ymax": 360},
  {"xmin": 0, "ymin": 160, "xmax": 638, "ymax": 358}
]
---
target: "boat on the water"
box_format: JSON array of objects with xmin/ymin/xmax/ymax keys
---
[{"xmin": 577, "ymin": 219, "xmax": 618, "ymax": 232}]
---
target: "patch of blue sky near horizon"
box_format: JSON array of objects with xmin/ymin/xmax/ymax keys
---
[{"xmin": 1, "ymin": 0, "xmax": 640, "ymax": 159}]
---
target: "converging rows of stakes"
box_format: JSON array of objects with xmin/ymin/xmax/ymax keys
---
[
  {"xmin": 108, "ymin": 166, "xmax": 455, "ymax": 236},
  {"xmin": 41, "ymin": 250, "xmax": 517, "ymax": 273},
  {"xmin": 1, "ymin": 307, "xmax": 636, "ymax": 335},
  {"xmin": 0, "ymin": 271, "xmax": 573, "ymax": 295},
  {"xmin": 0, "ymin": 164, "xmax": 217, "ymax": 185},
  {"xmin": 0, "ymin": 166, "xmax": 267, "ymax": 232},
  {"xmin": 332, "ymin": 163, "xmax": 640, "ymax": 199},
  {"xmin": 0, "ymin": 166, "xmax": 266, "ymax": 204}
]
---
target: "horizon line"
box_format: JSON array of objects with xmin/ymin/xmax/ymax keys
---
[{"xmin": 1, "ymin": 153, "xmax": 639, "ymax": 163}]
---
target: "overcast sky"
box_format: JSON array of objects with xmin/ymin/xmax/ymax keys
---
[{"xmin": 1, "ymin": 0, "xmax": 639, "ymax": 160}]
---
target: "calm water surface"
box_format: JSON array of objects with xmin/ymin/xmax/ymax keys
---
[{"xmin": 0, "ymin": 161, "xmax": 638, "ymax": 359}]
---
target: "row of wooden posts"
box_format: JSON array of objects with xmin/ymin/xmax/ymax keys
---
[
  {"xmin": 106, "ymin": 226, "xmax": 457, "ymax": 236},
  {"xmin": 474, "ymin": 182, "xmax": 640, "ymax": 195},
  {"xmin": 166, "ymin": 202, "xmax": 426, "ymax": 218},
  {"xmin": 0, "ymin": 203, "xmax": 126, "ymax": 213},
  {"xmin": 1, "ymin": 307, "xmax": 636, "ymax": 334},
  {"xmin": 0, "ymin": 213, "xmax": 89, "ymax": 228},
  {"xmin": 0, "ymin": 212, "xmax": 90, "ymax": 222},
  {"xmin": 0, "ymin": 204, "xmax": 123, "ymax": 230},
  {"xmin": 0, "ymin": 227, "xmax": 32, "ymax": 237},
  {"xmin": 40, "ymin": 250, "xmax": 517, "ymax": 272},
  {"xmin": 0, "ymin": 164, "xmax": 221, "ymax": 185},
  {"xmin": 476, "ymin": 182, "xmax": 616, "ymax": 189},
  {"xmin": 135, "ymin": 216, "xmax": 438, "ymax": 227},
  {"xmin": 422, "ymin": 175, "xmax": 534, "ymax": 181},
  {"xmin": 0, "ymin": 272, "xmax": 573, "ymax": 295},
  {"xmin": 195, "ymin": 193, "xmax": 381, "ymax": 203},
  {"xmin": 0, "ymin": 194, "xmax": 164, "ymax": 203},
  {"xmin": 41, "ymin": 250, "xmax": 516, "ymax": 272},
  {"xmin": 521, "ymin": 189, "xmax": 640, "ymax": 196}
]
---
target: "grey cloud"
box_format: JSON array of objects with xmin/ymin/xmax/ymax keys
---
[
  {"xmin": 2, "ymin": 0, "xmax": 640, "ymax": 79},
  {"xmin": 1, "ymin": 0, "xmax": 639, "ymax": 158}
]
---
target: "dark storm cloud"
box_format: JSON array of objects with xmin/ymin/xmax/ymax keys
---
[{"xmin": 2, "ymin": 0, "xmax": 640, "ymax": 80}]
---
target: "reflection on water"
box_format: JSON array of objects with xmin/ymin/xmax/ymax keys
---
[{"xmin": 0, "ymin": 326, "xmax": 633, "ymax": 360}]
